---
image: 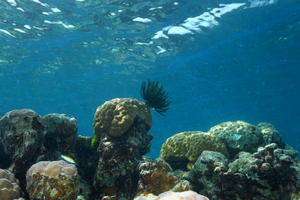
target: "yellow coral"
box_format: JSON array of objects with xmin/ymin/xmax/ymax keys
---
[
  {"xmin": 160, "ymin": 131, "xmax": 229, "ymax": 169},
  {"xmin": 93, "ymin": 98, "xmax": 152, "ymax": 137}
]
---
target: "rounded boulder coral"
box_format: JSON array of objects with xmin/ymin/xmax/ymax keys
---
[
  {"xmin": 134, "ymin": 191, "xmax": 209, "ymax": 200},
  {"xmin": 93, "ymin": 98, "xmax": 152, "ymax": 137},
  {"xmin": 159, "ymin": 191, "xmax": 209, "ymax": 200},
  {"xmin": 160, "ymin": 131, "xmax": 229, "ymax": 170},
  {"xmin": 0, "ymin": 169, "xmax": 21, "ymax": 200},
  {"xmin": 208, "ymin": 121, "xmax": 262, "ymax": 153},
  {"xmin": 26, "ymin": 160, "xmax": 79, "ymax": 200}
]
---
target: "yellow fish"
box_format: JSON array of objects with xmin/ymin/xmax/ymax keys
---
[{"xmin": 61, "ymin": 155, "xmax": 75, "ymax": 164}]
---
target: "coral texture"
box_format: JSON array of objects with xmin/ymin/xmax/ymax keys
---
[
  {"xmin": 26, "ymin": 160, "xmax": 79, "ymax": 199},
  {"xmin": 189, "ymin": 151, "xmax": 228, "ymax": 199},
  {"xmin": 136, "ymin": 158, "xmax": 190, "ymax": 197},
  {"xmin": 160, "ymin": 131, "xmax": 229, "ymax": 170},
  {"xmin": 208, "ymin": 121, "xmax": 261, "ymax": 154},
  {"xmin": 0, "ymin": 169, "xmax": 21, "ymax": 200},
  {"xmin": 134, "ymin": 193, "xmax": 159, "ymax": 200},
  {"xmin": 257, "ymin": 122, "xmax": 285, "ymax": 148},
  {"xmin": 94, "ymin": 137, "xmax": 136, "ymax": 199},
  {"xmin": 93, "ymin": 129, "xmax": 154, "ymax": 199},
  {"xmin": 158, "ymin": 191, "xmax": 209, "ymax": 200},
  {"xmin": 93, "ymin": 98, "xmax": 154, "ymax": 199},
  {"xmin": 43, "ymin": 113, "xmax": 78, "ymax": 158},
  {"xmin": 189, "ymin": 143, "xmax": 299, "ymax": 199},
  {"xmin": 74, "ymin": 135, "xmax": 99, "ymax": 184},
  {"xmin": 218, "ymin": 143, "xmax": 297, "ymax": 199},
  {"xmin": 93, "ymin": 98, "xmax": 152, "ymax": 137},
  {"xmin": 134, "ymin": 191, "xmax": 209, "ymax": 200},
  {"xmin": 0, "ymin": 109, "xmax": 44, "ymax": 175}
]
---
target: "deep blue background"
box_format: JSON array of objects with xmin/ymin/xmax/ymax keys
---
[{"xmin": 0, "ymin": 0, "xmax": 299, "ymax": 158}]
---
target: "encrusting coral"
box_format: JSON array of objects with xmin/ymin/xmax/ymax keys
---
[
  {"xmin": 0, "ymin": 169, "xmax": 21, "ymax": 200},
  {"xmin": 26, "ymin": 160, "xmax": 79, "ymax": 200},
  {"xmin": 140, "ymin": 79, "xmax": 171, "ymax": 116}
]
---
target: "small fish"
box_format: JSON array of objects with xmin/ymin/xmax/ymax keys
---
[
  {"xmin": 232, "ymin": 134, "xmax": 242, "ymax": 141},
  {"xmin": 61, "ymin": 155, "xmax": 75, "ymax": 164}
]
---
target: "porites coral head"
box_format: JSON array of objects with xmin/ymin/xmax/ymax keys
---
[
  {"xmin": 158, "ymin": 191, "xmax": 209, "ymax": 200},
  {"xmin": 135, "ymin": 191, "xmax": 209, "ymax": 200}
]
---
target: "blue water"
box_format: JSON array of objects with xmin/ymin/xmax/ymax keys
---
[{"xmin": 0, "ymin": 0, "xmax": 299, "ymax": 158}]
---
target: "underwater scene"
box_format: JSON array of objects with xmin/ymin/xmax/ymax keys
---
[{"xmin": 0, "ymin": 0, "xmax": 300, "ymax": 199}]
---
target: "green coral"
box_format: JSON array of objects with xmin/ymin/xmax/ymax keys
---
[
  {"xmin": 91, "ymin": 135, "xmax": 100, "ymax": 148},
  {"xmin": 140, "ymin": 79, "xmax": 171, "ymax": 116},
  {"xmin": 76, "ymin": 136, "xmax": 92, "ymax": 150}
]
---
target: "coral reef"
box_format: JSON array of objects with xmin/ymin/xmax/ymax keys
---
[
  {"xmin": 74, "ymin": 136, "xmax": 99, "ymax": 198},
  {"xmin": 0, "ymin": 169, "xmax": 21, "ymax": 200},
  {"xmin": 134, "ymin": 191, "xmax": 209, "ymax": 200},
  {"xmin": 218, "ymin": 143, "xmax": 297, "ymax": 199},
  {"xmin": 0, "ymin": 109, "xmax": 44, "ymax": 173},
  {"xmin": 26, "ymin": 160, "xmax": 79, "ymax": 199},
  {"xmin": 137, "ymin": 158, "xmax": 182, "ymax": 196},
  {"xmin": 93, "ymin": 98, "xmax": 152, "ymax": 137},
  {"xmin": 0, "ymin": 104, "xmax": 298, "ymax": 200},
  {"xmin": 91, "ymin": 135, "xmax": 100, "ymax": 148},
  {"xmin": 189, "ymin": 151, "xmax": 228, "ymax": 199},
  {"xmin": 0, "ymin": 141, "xmax": 10, "ymax": 169},
  {"xmin": 160, "ymin": 131, "xmax": 229, "ymax": 170},
  {"xmin": 140, "ymin": 79, "xmax": 171, "ymax": 116},
  {"xmin": 208, "ymin": 121, "xmax": 262, "ymax": 155},
  {"xmin": 189, "ymin": 143, "xmax": 300, "ymax": 199},
  {"xmin": 134, "ymin": 193, "xmax": 159, "ymax": 200},
  {"xmin": 208, "ymin": 121, "xmax": 285, "ymax": 159},
  {"xmin": 43, "ymin": 113, "xmax": 78, "ymax": 160},
  {"xmin": 158, "ymin": 191, "xmax": 209, "ymax": 200},
  {"xmin": 0, "ymin": 109, "xmax": 44, "ymax": 194},
  {"xmin": 93, "ymin": 136, "xmax": 137, "ymax": 199},
  {"xmin": 93, "ymin": 98, "xmax": 154, "ymax": 199},
  {"xmin": 257, "ymin": 122, "xmax": 285, "ymax": 148},
  {"xmin": 74, "ymin": 136, "xmax": 98, "ymax": 178}
]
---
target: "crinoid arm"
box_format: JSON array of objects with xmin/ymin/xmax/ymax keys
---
[{"xmin": 140, "ymin": 79, "xmax": 171, "ymax": 116}]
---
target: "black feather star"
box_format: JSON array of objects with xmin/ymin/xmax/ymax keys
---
[{"xmin": 140, "ymin": 79, "xmax": 171, "ymax": 116}]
